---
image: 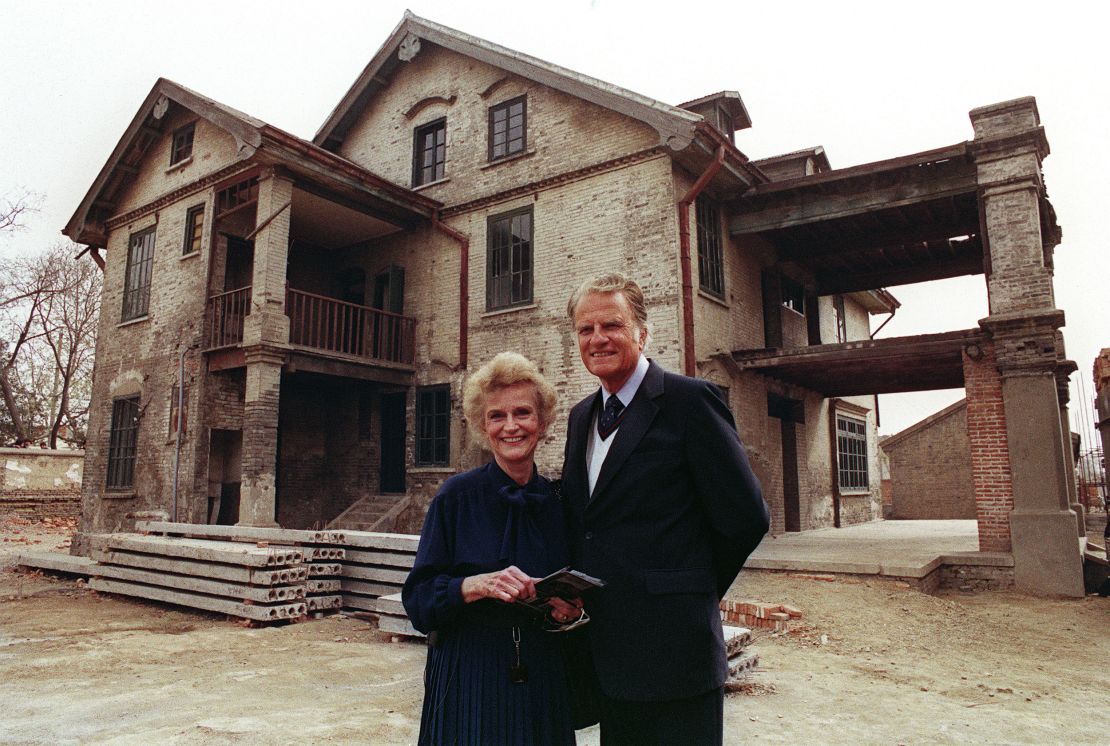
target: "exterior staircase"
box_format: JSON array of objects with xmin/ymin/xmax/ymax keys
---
[{"xmin": 327, "ymin": 495, "xmax": 410, "ymax": 532}]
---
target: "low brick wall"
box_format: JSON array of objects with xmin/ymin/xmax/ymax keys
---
[{"xmin": 0, "ymin": 448, "xmax": 83, "ymax": 520}]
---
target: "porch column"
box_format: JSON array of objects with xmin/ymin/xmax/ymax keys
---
[
  {"xmin": 238, "ymin": 168, "xmax": 293, "ymax": 527},
  {"xmin": 961, "ymin": 340, "xmax": 1013, "ymax": 552},
  {"xmin": 1056, "ymin": 367, "xmax": 1084, "ymax": 536},
  {"xmin": 971, "ymin": 97, "xmax": 1083, "ymax": 597}
]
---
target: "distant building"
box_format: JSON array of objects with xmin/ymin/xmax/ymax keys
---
[{"xmin": 881, "ymin": 400, "xmax": 975, "ymax": 520}]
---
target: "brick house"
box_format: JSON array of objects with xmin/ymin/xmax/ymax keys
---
[{"xmin": 64, "ymin": 12, "xmax": 1083, "ymax": 596}]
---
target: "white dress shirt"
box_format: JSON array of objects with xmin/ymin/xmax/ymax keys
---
[{"xmin": 586, "ymin": 354, "xmax": 650, "ymax": 495}]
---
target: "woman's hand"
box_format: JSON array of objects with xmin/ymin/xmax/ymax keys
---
[
  {"xmin": 546, "ymin": 596, "xmax": 584, "ymax": 624},
  {"xmin": 460, "ymin": 566, "xmax": 537, "ymax": 604}
]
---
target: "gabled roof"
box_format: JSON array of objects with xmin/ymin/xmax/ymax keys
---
[
  {"xmin": 678, "ymin": 91, "xmax": 753, "ymax": 131},
  {"xmin": 314, "ymin": 11, "xmax": 703, "ymax": 153},
  {"xmin": 65, "ymin": 78, "xmax": 439, "ymax": 247}
]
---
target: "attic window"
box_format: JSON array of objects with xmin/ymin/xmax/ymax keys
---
[
  {"xmin": 413, "ymin": 118, "xmax": 446, "ymax": 186},
  {"xmin": 170, "ymin": 123, "xmax": 195, "ymax": 165}
]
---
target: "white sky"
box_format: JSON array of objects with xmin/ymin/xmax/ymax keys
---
[{"xmin": 1, "ymin": 0, "xmax": 1105, "ymax": 437}]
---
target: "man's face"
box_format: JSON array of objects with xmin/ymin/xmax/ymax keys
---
[{"xmin": 574, "ymin": 291, "xmax": 646, "ymax": 392}]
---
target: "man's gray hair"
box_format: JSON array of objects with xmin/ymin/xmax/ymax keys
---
[{"xmin": 566, "ymin": 273, "xmax": 649, "ymax": 329}]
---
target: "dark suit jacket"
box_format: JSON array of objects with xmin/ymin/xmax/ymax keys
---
[{"xmin": 561, "ymin": 360, "xmax": 769, "ymax": 701}]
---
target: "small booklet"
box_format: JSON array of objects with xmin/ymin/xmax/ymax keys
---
[{"xmin": 515, "ymin": 566, "xmax": 606, "ymax": 614}]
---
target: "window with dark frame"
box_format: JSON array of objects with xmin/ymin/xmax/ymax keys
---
[
  {"xmin": 183, "ymin": 204, "xmax": 204, "ymax": 255},
  {"xmin": 122, "ymin": 227, "xmax": 156, "ymax": 321},
  {"xmin": 215, "ymin": 176, "xmax": 259, "ymax": 216},
  {"xmin": 170, "ymin": 122, "xmax": 195, "ymax": 165},
  {"xmin": 413, "ymin": 118, "xmax": 446, "ymax": 186},
  {"xmin": 781, "ymin": 276, "xmax": 805, "ymax": 315},
  {"xmin": 489, "ymin": 96, "xmax": 526, "ymax": 161},
  {"xmin": 696, "ymin": 197, "xmax": 725, "ymax": 298},
  {"xmin": 416, "ymin": 386, "xmax": 450, "ymax": 466},
  {"xmin": 486, "ymin": 207, "xmax": 533, "ymax": 310},
  {"xmin": 107, "ymin": 396, "xmax": 140, "ymax": 490},
  {"xmin": 168, "ymin": 385, "xmax": 188, "ymax": 439},
  {"xmin": 836, "ymin": 414, "xmax": 869, "ymax": 491},
  {"xmin": 834, "ymin": 294, "xmax": 848, "ymax": 343}
]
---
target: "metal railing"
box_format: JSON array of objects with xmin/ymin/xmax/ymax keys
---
[
  {"xmin": 208, "ymin": 286, "xmax": 251, "ymax": 348},
  {"xmin": 285, "ymin": 287, "xmax": 415, "ymax": 365}
]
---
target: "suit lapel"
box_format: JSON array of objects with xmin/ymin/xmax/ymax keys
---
[
  {"xmin": 589, "ymin": 361, "xmax": 664, "ymax": 506},
  {"xmin": 566, "ymin": 393, "xmax": 600, "ymax": 514}
]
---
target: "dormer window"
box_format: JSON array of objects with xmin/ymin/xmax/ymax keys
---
[
  {"xmin": 717, "ymin": 106, "xmax": 735, "ymax": 144},
  {"xmin": 489, "ymin": 96, "xmax": 526, "ymax": 161},
  {"xmin": 170, "ymin": 122, "xmax": 195, "ymax": 166}
]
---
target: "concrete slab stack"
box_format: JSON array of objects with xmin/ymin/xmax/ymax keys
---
[
  {"xmin": 134, "ymin": 521, "xmax": 346, "ymax": 614},
  {"xmin": 88, "ymin": 532, "xmax": 309, "ymax": 622},
  {"xmin": 338, "ymin": 531, "xmax": 418, "ymax": 613}
]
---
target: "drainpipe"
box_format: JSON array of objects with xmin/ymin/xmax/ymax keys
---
[
  {"xmin": 171, "ymin": 344, "xmax": 197, "ymax": 522},
  {"xmin": 432, "ymin": 216, "xmax": 469, "ymax": 369},
  {"xmin": 677, "ymin": 145, "xmax": 726, "ymax": 376}
]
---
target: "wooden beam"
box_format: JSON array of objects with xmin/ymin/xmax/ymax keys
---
[
  {"xmin": 816, "ymin": 253, "xmax": 984, "ymax": 294},
  {"xmin": 731, "ymin": 162, "xmax": 978, "ymax": 235}
]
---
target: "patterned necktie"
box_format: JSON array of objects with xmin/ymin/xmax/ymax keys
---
[{"xmin": 597, "ymin": 394, "xmax": 626, "ymax": 440}]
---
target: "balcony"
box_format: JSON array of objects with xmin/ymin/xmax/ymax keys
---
[{"xmin": 206, "ymin": 286, "xmax": 416, "ymax": 374}]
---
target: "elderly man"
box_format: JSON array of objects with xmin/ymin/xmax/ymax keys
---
[{"xmin": 561, "ymin": 273, "xmax": 769, "ymax": 744}]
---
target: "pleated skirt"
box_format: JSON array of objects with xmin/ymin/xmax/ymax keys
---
[{"xmin": 417, "ymin": 623, "xmax": 575, "ymax": 746}]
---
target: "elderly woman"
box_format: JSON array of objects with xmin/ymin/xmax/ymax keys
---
[{"xmin": 402, "ymin": 352, "xmax": 582, "ymax": 745}]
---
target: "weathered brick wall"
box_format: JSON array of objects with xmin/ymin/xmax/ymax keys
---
[
  {"xmin": 336, "ymin": 44, "xmax": 662, "ymax": 205},
  {"xmin": 114, "ymin": 107, "xmax": 240, "ymax": 216},
  {"xmin": 883, "ymin": 402, "xmax": 976, "ymax": 519},
  {"xmin": 963, "ymin": 341, "xmax": 1014, "ymax": 551},
  {"xmin": 1, "ymin": 449, "xmax": 84, "ymax": 520}
]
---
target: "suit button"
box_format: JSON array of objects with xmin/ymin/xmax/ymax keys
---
[{"xmin": 584, "ymin": 532, "xmax": 593, "ymax": 540}]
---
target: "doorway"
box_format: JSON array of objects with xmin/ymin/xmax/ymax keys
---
[
  {"xmin": 768, "ymin": 394, "xmax": 805, "ymax": 532},
  {"xmin": 208, "ymin": 429, "xmax": 242, "ymax": 525},
  {"xmin": 380, "ymin": 392, "xmax": 406, "ymax": 494}
]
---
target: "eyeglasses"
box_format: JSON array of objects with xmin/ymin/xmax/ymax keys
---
[{"xmin": 542, "ymin": 608, "xmax": 591, "ymax": 633}]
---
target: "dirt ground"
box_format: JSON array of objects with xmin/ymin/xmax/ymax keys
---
[{"xmin": 1, "ymin": 517, "xmax": 1107, "ymax": 745}]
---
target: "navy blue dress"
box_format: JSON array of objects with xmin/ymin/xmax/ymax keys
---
[{"xmin": 402, "ymin": 462, "xmax": 575, "ymax": 746}]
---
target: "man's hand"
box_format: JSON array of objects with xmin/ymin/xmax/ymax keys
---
[
  {"xmin": 546, "ymin": 595, "xmax": 584, "ymax": 623},
  {"xmin": 460, "ymin": 566, "xmax": 537, "ymax": 603}
]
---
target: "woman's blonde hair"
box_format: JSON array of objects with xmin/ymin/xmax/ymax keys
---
[{"xmin": 462, "ymin": 352, "xmax": 558, "ymax": 446}]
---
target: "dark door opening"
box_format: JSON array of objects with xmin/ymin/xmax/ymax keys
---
[
  {"xmin": 768, "ymin": 394, "xmax": 805, "ymax": 532},
  {"xmin": 208, "ymin": 428, "xmax": 242, "ymax": 525},
  {"xmin": 380, "ymin": 392, "xmax": 406, "ymax": 494},
  {"xmin": 224, "ymin": 235, "xmax": 254, "ymax": 291}
]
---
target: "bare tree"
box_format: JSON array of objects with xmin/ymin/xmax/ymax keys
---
[
  {"xmin": 0, "ymin": 241, "xmax": 101, "ymax": 446},
  {"xmin": 0, "ymin": 190, "xmax": 43, "ymax": 235}
]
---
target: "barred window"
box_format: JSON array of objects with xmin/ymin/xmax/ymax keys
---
[
  {"xmin": 107, "ymin": 396, "xmax": 140, "ymax": 490},
  {"xmin": 413, "ymin": 118, "xmax": 446, "ymax": 186},
  {"xmin": 416, "ymin": 386, "xmax": 450, "ymax": 466},
  {"xmin": 183, "ymin": 204, "xmax": 204, "ymax": 255},
  {"xmin": 489, "ymin": 96, "xmax": 526, "ymax": 161},
  {"xmin": 122, "ymin": 227, "xmax": 156, "ymax": 321},
  {"xmin": 836, "ymin": 415, "xmax": 869, "ymax": 491},
  {"xmin": 696, "ymin": 197, "xmax": 724, "ymax": 298},
  {"xmin": 170, "ymin": 122, "xmax": 194, "ymax": 165},
  {"xmin": 486, "ymin": 207, "xmax": 533, "ymax": 310}
]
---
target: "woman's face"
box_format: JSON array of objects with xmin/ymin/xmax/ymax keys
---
[{"xmin": 483, "ymin": 382, "xmax": 544, "ymax": 472}]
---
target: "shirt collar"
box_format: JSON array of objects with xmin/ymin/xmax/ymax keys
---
[{"xmin": 601, "ymin": 354, "xmax": 649, "ymax": 407}]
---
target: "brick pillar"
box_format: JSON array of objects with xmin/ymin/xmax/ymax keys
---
[
  {"xmin": 962, "ymin": 341, "xmax": 1013, "ymax": 552},
  {"xmin": 972, "ymin": 97, "xmax": 1083, "ymax": 597},
  {"xmin": 238, "ymin": 168, "xmax": 293, "ymax": 527},
  {"xmin": 1096, "ymin": 350, "xmax": 1110, "ymax": 484},
  {"xmin": 1056, "ymin": 370, "xmax": 1084, "ymax": 536}
]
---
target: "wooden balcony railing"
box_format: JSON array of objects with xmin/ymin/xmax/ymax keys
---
[
  {"xmin": 208, "ymin": 286, "xmax": 251, "ymax": 349},
  {"xmin": 285, "ymin": 287, "xmax": 415, "ymax": 365},
  {"xmin": 207, "ymin": 286, "xmax": 416, "ymax": 366}
]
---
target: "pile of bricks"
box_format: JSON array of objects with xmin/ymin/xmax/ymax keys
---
[{"xmin": 720, "ymin": 599, "xmax": 802, "ymax": 633}]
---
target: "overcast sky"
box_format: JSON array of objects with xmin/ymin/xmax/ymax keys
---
[{"xmin": 2, "ymin": 1, "xmax": 1105, "ymax": 437}]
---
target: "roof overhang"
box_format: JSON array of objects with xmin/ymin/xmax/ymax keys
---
[
  {"xmin": 731, "ymin": 329, "xmax": 984, "ymax": 397},
  {"xmin": 314, "ymin": 11, "xmax": 702, "ymax": 153},
  {"xmin": 64, "ymin": 79, "xmax": 438, "ymax": 247},
  {"xmin": 730, "ymin": 143, "xmax": 985, "ymax": 294}
]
